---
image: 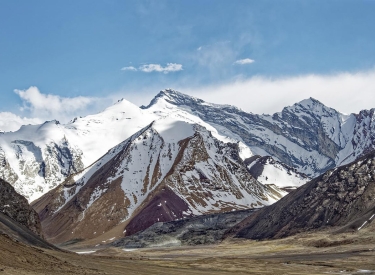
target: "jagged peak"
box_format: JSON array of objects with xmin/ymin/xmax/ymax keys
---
[
  {"xmin": 36, "ymin": 120, "xmax": 61, "ymax": 131},
  {"xmin": 299, "ymin": 96, "xmax": 318, "ymax": 103},
  {"xmin": 356, "ymin": 108, "xmax": 375, "ymax": 118},
  {"xmin": 141, "ymin": 89, "xmax": 242, "ymax": 112},
  {"xmin": 159, "ymin": 88, "xmax": 185, "ymax": 98},
  {"xmin": 297, "ymin": 97, "xmax": 325, "ymax": 108}
]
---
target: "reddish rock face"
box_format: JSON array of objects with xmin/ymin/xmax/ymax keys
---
[{"xmin": 124, "ymin": 187, "xmax": 191, "ymax": 236}]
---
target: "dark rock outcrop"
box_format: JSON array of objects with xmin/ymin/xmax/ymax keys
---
[
  {"xmin": 229, "ymin": 151, "xmax": 375, "ymax": 240},
  {"xmin": 0, "ymin": 178, "xmax": 43, "ymax": 237},
  {"xmin": 114, "ymin": 209, "xmax": 256, "ymax": 248}
]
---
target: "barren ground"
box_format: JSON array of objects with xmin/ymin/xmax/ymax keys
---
[{"xmin": 1, "ymin": 228, "xmax": 375, "ymax": 275}]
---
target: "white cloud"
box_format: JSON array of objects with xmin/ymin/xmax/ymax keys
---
[
  {"xmin": 139, "ymin": 63, "xmax": 183, "ymax": 73},
  {"xmin": 121, "ymin": 66, "xmax": 137, "ymax": 71},
  {"xmin": 181, "ymin": 69, "xmax": 375, "ymax": 115},
  {"xmin": 13, "ymin": 87, "xmax": 109, "ymax": 124},
  {"xmin": 0, "ymin": 112, "xmax": 42, "ymax": 132},
  {"xmin": 234, "ymin": 58, "xmax": 255, "ymax": 65}
]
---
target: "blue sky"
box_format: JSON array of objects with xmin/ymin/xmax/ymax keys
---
[{"xmin": 1, "ymin": 1, "xmax": 375, "ymax": 131}]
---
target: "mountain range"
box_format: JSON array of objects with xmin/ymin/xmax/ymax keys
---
[{"xmin": 2, "ymin": 89, "xmax": 375, "ymax": 243}]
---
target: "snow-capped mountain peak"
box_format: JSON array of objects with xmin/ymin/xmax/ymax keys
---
[{"xmin": 2, "ymin": 89, "xmax": 375, "ymax": 204}]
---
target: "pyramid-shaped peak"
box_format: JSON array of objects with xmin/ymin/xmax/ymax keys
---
[
  {"xmin": 291, "ymin": 97, "xmax": 333, "ymax": 111},
  {"xmin": 103, "ymin": 97, "xmax": 142, "ymax": 113},
  {"xmin": 141, "ymin": 89, "xmax": 202, "ymax": 109},
  {"xmin": 299, "ymin": 97, "xmax": 324, "ymax": 105},
  {"xmin": 282, "ymin": 97, "xmax": 342, "ymax": 118},
  {"xmin": 297, "ymin": 97, "xmax": 325, "ymax": 107}
]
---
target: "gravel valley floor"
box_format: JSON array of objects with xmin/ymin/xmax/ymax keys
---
[{"xmin": 2, "ymin": 227, "xmax": 375, "ymax": 275}]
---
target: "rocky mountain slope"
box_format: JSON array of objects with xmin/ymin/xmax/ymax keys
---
[
  {"xmin": 0, "ymin": 177, "xmax": 59, "ymax": 251},
  {"xmin": 0, "ymin": 212, "xmax": 56, "ymax": 250},
  {"xmin": 32, "ymin": 116, "xmax": 285, "ymax": 244},
  {"xmin": 0, "ymin": 178, "xmax": 43, "ymax": 237},
  {"xmin": 229, "ymin": 150, "xmax": 375, "ymax": 240}
]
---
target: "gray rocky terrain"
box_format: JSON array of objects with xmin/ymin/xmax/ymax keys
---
[
  {"xmin": 230, "ymin": 150, "xmax": 375, "ymax": 240},
  {"xmin": 114, "ymin": 209, "xmax": 256, "ymax": 248}
]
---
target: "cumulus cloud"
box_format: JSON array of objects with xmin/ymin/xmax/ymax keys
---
[
  {"xmin": 234, "ymin": 58, "xmax": 255, "ymax": 65},
  {"xmin": 121, "ymin": 66, "xmax": 137, "ymax": 71},
  {"xmin": 139, "ymin": 63, "xmax": 183, "ymax": 73},
  {"xmin": 13, "ymin": 87, "xmax": 109, "ymax": 124},
  {"xmin": 15, "ymin": 87, "xmax": 94, "ymax": 114},
  {"xmin": 0, "ymin": 112, "xmax": 42, "ymax": 132},
  {"xmin": 181, "ymin": 69, "xmax": 375, "ymax": 115}
]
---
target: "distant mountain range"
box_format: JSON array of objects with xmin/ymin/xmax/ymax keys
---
[{"xmin": 2, "ymin": 89, "xmax": 375, "ymax": 243}]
